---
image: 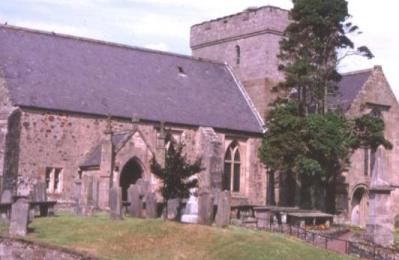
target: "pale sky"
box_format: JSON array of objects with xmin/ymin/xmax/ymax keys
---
[{"xmin": 0, "ymin": 0, "xmax": 398, "ymax": 99}]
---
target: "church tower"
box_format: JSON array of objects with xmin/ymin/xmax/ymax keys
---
[{"xmin": 190, "ymin": 6, "xmax": 289, "ymax": 118}]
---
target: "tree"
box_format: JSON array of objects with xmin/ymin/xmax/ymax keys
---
[
  {"xmin": 276, "ymin": 0, "xmax": 373, "ymax": 115},
  {"xmin": 150, "ymin": 133, "xmax": 202, "ymax": 221},
  {"xmin": 260, "ymin": 0, "xmax": 391, "ymax": 212}
]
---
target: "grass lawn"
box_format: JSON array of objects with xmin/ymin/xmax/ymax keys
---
[{"xmin": 7, "ymin": 213, "xmax": 351, "ymax": 260}]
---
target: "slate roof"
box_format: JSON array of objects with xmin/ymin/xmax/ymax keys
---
[
  {"xmin": 0, "ymin": 25, "xmax": 264, "ymax": 134},
  {"xmin": 332, "ymin": 69, "xmax": 372, "ymax": 110}
]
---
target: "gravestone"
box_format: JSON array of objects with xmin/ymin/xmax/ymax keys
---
[
  {"xmin": 145, "ymin": 192, "xmax": 158, "ymax": 219},
  {"xmin": 128, "ymin": 185, "xmax": 141, "ymax": 218},
  {"xmin": 181, "ymin": 193, "xmax": 199, "ymax": 224},
  {"xmin": 32, "ymin": 182, "xmax": 47, "ymax": 202},
  {"xmin": 9, "ymin": 197, "xmax": 30, "ymax": 236},
  {"xmin": 366, "ymin": 146, "xmax": 394, "ymax": 247},
  {"xmin": 73, "ymin": 180, "xmax": 82, "ymax": 214},
  {"xmin": 92, "ymin": 178, "xmax": 100, "ymax": 209},
  {"xmin": 136, "ymin": 179, "xmax": 150, "ymax": 197},
  {"xmin": 0, "ymin": 190, "xmax": 13, "ymax": 222},
  {"xmin": 109, "ymin": 187, "xmax": 122, "ymax": 220},
  {"xmin": 81, "ymin": 176, "xmax": 94, "ymax": 215},
  {"xmin": 215, "ymin": 191, "xmax": 231, "ymax": 227},
  {"xmin": 1, "ymin": 190, "xmax": 12, "ymax": 203},
  {"xmin": 198, "ymin": 190, "xmax": 214, "ymax": 225},
  {"xmin": 167, "ymin": 199, "xmax": 180, "ymax": 220}
]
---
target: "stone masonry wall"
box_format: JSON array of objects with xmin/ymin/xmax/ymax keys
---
[
  {"xmin": 14, "ymin": 108, "xmax": 265, "ymax": 209},
  {"xmin": 191, "ymin": 6, "xmax": 289, "ymax": 117},
  {"xmin": 345, "ymin": 67, "xmax": 399, "ymax": 223}
]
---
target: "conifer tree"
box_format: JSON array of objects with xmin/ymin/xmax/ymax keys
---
[
  {"xmin": 151, "ymin": 133, "xmax": 202, "ymax": 221},
  {"xmin": 260, "ymin": 0, "xmax": 391, "ymax": 212}
]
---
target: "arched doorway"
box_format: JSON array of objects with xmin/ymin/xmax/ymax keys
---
[
  {"xmin": 119, "ymin": 158, "xmax": 143, "ymax": 201},
  {"xmin": 351, "ymin": 186, "xmax": 368, "ymax": 227}
]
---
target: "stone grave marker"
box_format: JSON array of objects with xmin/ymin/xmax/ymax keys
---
[
  {"xmin": 110, "ymin": 187, "xmax": 122, "ymax": 220},
  {"xmin": 9, "ymin": 197, "xmax": 30, "ymax": 236},
  {"xmin": 73, "ymin": 180, "xmax": 82, "ymax": 215},
  {"xmin": 145, "ymin": 192, "xmax": 158, "ymax": 219},
  {"xmin": 215, "ymin": 191, "xmax": 231, "ymax": 227},
  {"xmin": 198, "ymin": 190, "xmax": 214, "ymax": 225},
  {"xmin": 81, "ymin": 175, "xmax": 94, "ymax": 215},
  {"xmin": 128, "ymin": 184, "xmax": 141, "ymax": 218},
  {"xmin": 32, "ymin": 182, "xmax": 47, "ymax": 202},
  {"xmin": 167, "ymin": 199, "xmax": 179, "ymax": 220},
  {"xmin": 1, "ymin": 190, "xmax": 12, "ymax": 203},
  {"xmin": 0, "ymin": 190, "xmax": 13, "ymax": 222}
]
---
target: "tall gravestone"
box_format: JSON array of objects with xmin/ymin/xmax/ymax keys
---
[
  {"xmin": 110, "ymin": 187, "xmax": 122, "ymax": 220},
  {"xmin": 215, "ymin": 191, "xmax": 231, "ymax": 227},
  {"xmin": 9, "ymin": 197, "xmax": 30, "ymax": 236},
  {"xmin": 366, "ymin": 146, "xmax": 394, "ymax": 247},
  {"xmin": 198, "ymin": 190, "xmax": 214, "ymax": 225},
  {"xmin": 81, "ymin": 176, "xmax": 94, "ymax": 216},
  {"xmin": 73, "ymin": 180, "xmax": 82, "ymax": 215},
  {"xmin": 128, "ymin": 185, "xmax": 141, "ymax": 218},
  {"xmin": 146, "ymin": 192, "xmax": 158, "ymax": 219}
]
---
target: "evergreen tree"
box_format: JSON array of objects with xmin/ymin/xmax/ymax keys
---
[
  {"xmin": 151, "ymin": 133, "xmax": 202, "ymax": 220},
  {"xmin": 260, "ymin": 0, "xmax": 391, "ymax": 212}
]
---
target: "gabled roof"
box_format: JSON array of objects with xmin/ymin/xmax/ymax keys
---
[
  {"xmin": 0, "ymin": 25, "xmax": 264, "ymax": 134},
  {"xmin": 332, "ymin": 69, "xmax": 373, "ymax": 110}
]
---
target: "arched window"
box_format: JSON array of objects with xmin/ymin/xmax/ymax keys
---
[
  {"xmin": 223, "ymin": 141, "xmax": 241, "ymax": 192},
  {"xmin": 235, "ymin": 45, "xmax": 240, "ymax": 65}
]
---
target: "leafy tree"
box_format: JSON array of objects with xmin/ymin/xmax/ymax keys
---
[
  {"xmin": 151, "ymin": 133, "xmax": 202, "ymax": 220},
  {"xmin": 260, "ymin": 0, "xmax": 391, "ymax": 212}
]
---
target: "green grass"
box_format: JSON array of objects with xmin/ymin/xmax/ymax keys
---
[{"xmin": 17, "ymin": 213, "xmax": 350, "ymax": 260}]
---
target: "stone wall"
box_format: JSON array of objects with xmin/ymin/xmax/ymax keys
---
[
  {"xmin": 0, "ymin": 237, "xmax": 97, "ymax": 259},
  {"xmin": 344, "ymin": 67, "xmax": 399, "ymax": 224},
  {"xmin": 191, "ymin": 6, "xmax": 289, "ymax": 117},
  {"xmin": 9, "ymin": 108, "xmax": 266, "ymax": 210}
]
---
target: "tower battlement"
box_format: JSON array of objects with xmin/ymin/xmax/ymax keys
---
[{"xmin": 190, "ymin": 6, "xmax": 289, "ymax": 50}]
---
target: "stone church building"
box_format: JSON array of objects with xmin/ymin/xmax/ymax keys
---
[{"xmin": 1, "ymin": 6, "xmax": 398, "ymax": 226}]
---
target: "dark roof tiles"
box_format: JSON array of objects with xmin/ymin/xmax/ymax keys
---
[{"xmin": 0, "ymin": 25, "xmax": 264, "ymax": 133}]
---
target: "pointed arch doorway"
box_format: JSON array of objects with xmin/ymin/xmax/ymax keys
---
[
  {"xmin": 119, "ymin": 158, "xmax": 143, "ymax": 201},
  {"xmin": 351, "ymin": 186, "xmax": 368, "ymax": 227}
]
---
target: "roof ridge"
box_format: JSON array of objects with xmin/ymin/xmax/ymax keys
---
[
  {"xmin": 0, "ymin": 23, "xmax": 225, "ymax": 66},
  {"xmin": 191, "ymin": 5, "xmax": 289, "ymax": 28},
  {"xmin": 341, "ymin": 68, "xmax": 373, "ymax": 76}
]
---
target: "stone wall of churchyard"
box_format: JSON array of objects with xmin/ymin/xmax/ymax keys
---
[
  {"xmin": 0, "ymin": 236, "xmax": 97, "ymax": 259},
  {"xmin": 191, "ymin": 6, "xmax": 289, "ymax": 117}
]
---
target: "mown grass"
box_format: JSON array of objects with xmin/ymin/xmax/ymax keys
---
[{"xmin": 17, "ymin": 213, "xmax": 351, "ymax": 260}]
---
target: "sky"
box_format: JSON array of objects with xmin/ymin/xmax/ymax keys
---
[{"xmin": 0, "ymin": 0, "xmax": 398, "ymax": 99}]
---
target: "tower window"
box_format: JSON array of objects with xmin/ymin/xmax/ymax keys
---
[
  {"xmin": 235, "ymin": 45, "xmax": 241, "ymax": 65},
  {"xmin": 45, "ymin": 167, "xmax": 63, "ymax": 194}
]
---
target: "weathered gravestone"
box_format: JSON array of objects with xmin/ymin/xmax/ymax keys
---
[
  {"xmin": 198, "ymin": 190, "xmax": 214, "ymax": 225},
  {"xmin": 32, "ymin": 182, "xmax": 47, "ymax": 202},
  {"xmin": 81, "ymin": 176, "xmax": 95, "ymax": 216},
  {"xmin": 0, "ymin": 190, "xmax": 13, "ymax": 222},
  {"xmin": 30, "ymin": 182, "xmax": 48, "ymax": 219},
  {"xmin": 215, "ymin": 191, "xmax": 231, "ymax": 227},
  {"xmin": 9, "ymin": 197, "xmax": 30, "ymax": 236},
  {"xmin": 110, "ymin": 187, "xmax": 122, "ymax": 220},
  {"xmin": 92, "ymin": 178, "xmax": 100, "ymax": 210},
  {"xmin": 136, "ymin": 179, "xmax": 150, "ymax": 198},
  {"xmin": 128, "ymin": 185, "xmax": 141, "ymax": 218},
  {"xmin": 73, "ymin": 180, "xmax": 82, "ymax": 214},
  {"xmin": 145, "ymin": 192, "xmax": 158, "ymax": 219},
  {"xmin": 167, "ymin": 199, "xmax": 180, "ymax": 220},
  {"xmin": 1, "ymin": 190, "xmax": 12, "ymax": 203}
]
